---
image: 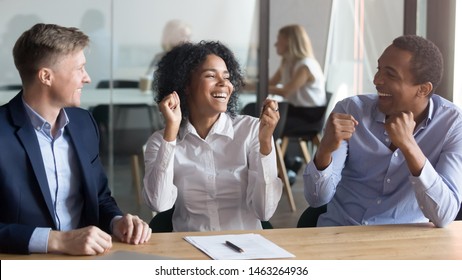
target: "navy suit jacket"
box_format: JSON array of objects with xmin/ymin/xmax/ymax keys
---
[{"xmin": 0, "ymin": 93, "xmax": 123, "ymax": 254}]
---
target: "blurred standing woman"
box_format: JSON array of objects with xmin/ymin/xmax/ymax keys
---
[
  {"xmin": 143, "ymin": 41, "xmax": 283, "ymax": 231},
  {"xmin": 269, "ymin": 24, "xmax": 327, "ymax": 134}
]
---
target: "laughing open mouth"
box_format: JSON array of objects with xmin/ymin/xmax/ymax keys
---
[{"xmin": 212, "ymin": 92, "xmax": 228, "ymax": 99}]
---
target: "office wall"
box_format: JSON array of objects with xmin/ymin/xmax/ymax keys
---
[
  {"xmin": 269, "ymin": 0, "xmax": 332, "ymax": 75},
  {"xmin": 0, "ymin": 0, "xmax": 333, "ymax": 89},
  {"xmin": 0, "ymin": 0, "xmax": 257, "ymax": 88},
  {"xmin": 0, "ymin": 0, "xmax": 108, "ymax": 87},
  {"xmin": 1, "ymin": 0, "xmax": 406, "ymax": 97},
  {"xmin": 426, "ymin": 0, "xmax": 456, "ymax": 101},
  {"xmin": 269, "ymin": 0, "xmax": 404, "ymax": 95}
]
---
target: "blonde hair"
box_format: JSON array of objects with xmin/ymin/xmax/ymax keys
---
[
  {"xmin": 13, "ymin": 23, "xmax": 89, "ymax": 85},
  {"xmin": 161, "ymin": 19, "xmax": 192, "ymax": 51},
  {"xmin": 278, "ymin": 24, "xmax": 314, "ymax": 61}
]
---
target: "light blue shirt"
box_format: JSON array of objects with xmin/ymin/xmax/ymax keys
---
[
  {"xmin": 304, "ymin": 94, "xmax": 462, "ymax": 227},
  {"xmin": 23, "ymin": 101, "xmax": 83, "ymax": 253}
]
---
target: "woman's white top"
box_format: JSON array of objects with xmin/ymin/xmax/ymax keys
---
[
  {"xmin": 143, "ymin": 113, "xmax": 283, "ymax": 231},
  {"xmin": 281, "ymin": 57, "xmax": 326, "ymax": 107}
]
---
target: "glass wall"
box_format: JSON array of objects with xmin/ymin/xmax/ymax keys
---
[
  {"xmin": 324, "ymin": 0, "xmax": 404, "ymax": 99},
  {"xmin": 454, "ymin": 1, "xmax": 462, "ymax": 107},
  {"xmin": 3, "ymin": 0, "xmax": 435, "ymax": 219},
  {"xmin": 0, "ymin": 0, "xmax": 258, "ymax": 198},
  {"xmin": 0, "ymin": 0, "xmax": 258, "ymax": 88}
]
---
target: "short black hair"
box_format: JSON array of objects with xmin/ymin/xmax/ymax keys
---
[
  {"xmin": 154, "ymin": 41, "xmax": 244, "ymax": 123},
  {"xmin": 392, "ymin": 35, "xmax": 443, "ymax": 94}
]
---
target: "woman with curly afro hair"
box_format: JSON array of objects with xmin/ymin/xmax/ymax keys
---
[{"xmin": 143, "ymin": 41, "xmax": 283, "ymax": 231}]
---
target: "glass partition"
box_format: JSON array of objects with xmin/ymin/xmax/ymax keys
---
[
  {"xmin": 0, "ymin": 0, "xmax": 258, "ymax": 217},
  {"xmin": 324, "ymin": 0, "xmax": 404, "ymax": 98},
  {"xmin": 1, "ymin": 0, "xmax": 418, "ymax": 221},
  {"xmin": 454, "ymin": 1, "xmax": 462, "ymax": 108},
  {"xmin": 0, "ymin": 0, "xmax": 258, "ymax": 88},
  {"xmin": 266, "ymin": 0, "xmax": 404, "ymax": 113}
]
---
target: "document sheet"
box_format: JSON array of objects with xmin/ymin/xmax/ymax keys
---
[{"xmin": 184, "ymin": 233, "xmax": 295, "ymax": 260}]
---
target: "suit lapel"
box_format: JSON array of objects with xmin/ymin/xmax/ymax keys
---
[
  {"xmin": 10, "ymin": 93, "xmax": 57, "ymax": 227},
  {"xmin": 66, "ymin": 112, "xmax": 99, "ymax": 226}
]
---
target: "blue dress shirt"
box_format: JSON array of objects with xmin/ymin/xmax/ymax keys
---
[
  {"xmin": 23, "ymin": 101, "xmax": 82, "ymax": 253},
  {"xmin": 304, "ymin": 94, "xmax": 462, "ymax": 227}
]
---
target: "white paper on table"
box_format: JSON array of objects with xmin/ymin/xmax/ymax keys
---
[{"xmin": 184, "ymin": 233, "xmax": 295, "ymax": 260}]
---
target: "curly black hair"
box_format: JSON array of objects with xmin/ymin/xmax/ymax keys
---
[
  {"xmin": 153, "ymin": 40, "xmax": 244, "ymax": 124},
  {"xmin": 392, "ymin": 35, "xmax": 443, "ymax": 94}
]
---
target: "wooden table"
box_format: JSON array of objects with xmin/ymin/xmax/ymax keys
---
[{"xmin": 2, "ymin": 221, "xmax": 461, "ymax": 260}]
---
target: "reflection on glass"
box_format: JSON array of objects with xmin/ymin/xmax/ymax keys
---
[
  {"xmin": 0, "ymin": 0, "xmax": 258, "ymax": 179},
  {"xmin": 80, "ymin": 8, "xmax": 113, "ymax": 89},
  {"xmin": 324, "ymin": 0, "xmax": 403, "ymax": 97}
]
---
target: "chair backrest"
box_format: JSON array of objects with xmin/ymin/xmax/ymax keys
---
[
  {"xmin": 299, "ymin": 84, "xmax": 349, "ymax": 138},
  {"xmin": 96, "ymin": 80, "xmax": 140, "ymax": 89},
  {"xmin": 0, "ymin": 84, "xmax": 22, "ymax": 91},
  {"xmin": 91, "ymin": 103, "xmax": 163, "ymax": 156},
  {"xmin": 297, "ymin": 205, "xmax": 327, "ymax": 227},
  {"xmin": 456, "ymin": 204, "xmax": 462, "ymax": 220},
  {"xmin": 149, "ymin": 207, "xmax": 175, "ymax": 232},
  {"xmin": 272, "ymin": 102, "xmax": 288, "ymax": 140},
  {"xmin": 240, "ymin": 101, "xmax": 288, "ymax": 140},
  {"xmin": 148, "ymin": 206, "xmax": 274, "ymax": 231},
  {"xmin": 240, "ymin": 102, "xmax": 259, "ymax": 117}
]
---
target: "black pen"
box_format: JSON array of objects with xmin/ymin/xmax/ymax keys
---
[{"xmin": 225, "ymin": 240, "xmax": 244, "ymax": 253}]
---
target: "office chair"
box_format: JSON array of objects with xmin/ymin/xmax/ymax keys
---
[
  {"xmin": 280, "ymin": 92, "xmax": 332, "ymax": 164},
  {"xmin": 296, "ymin": 204, "xmax": 327, "ymax": 227},
  {"xmin": 149, "ymin": 206, "xmax": 274, "ymax": 232},
  {"xmin": 0, "ymin": 84, "xmax": 22, "ymax": 91},
  {"xmin": 91, "ymin": 103, "xmax": 162, "ymax": 206},
  {"xmin": 96, "ymin": 79, "xmax": 140, "ymax": 89},
  {"xmin": 149, "ymin": 207, "xmax": 175, "ymax": 232},
  {"xmin": 299, "ymin": 202, "xmax": 462, "ymax": 226},
  {"xmin": 456, "ymin": 204, "xmax": 462, "ymax": 220},
  {"xmin": 241, "ymin": 101, "xmax": 296, "ymax": 212}
]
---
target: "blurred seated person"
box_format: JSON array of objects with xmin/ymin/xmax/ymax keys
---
[
  {"xmin": 0, "ymin": 23, "xmax": 151, "ymax": 255},
  {"xmin": 268, "ymin": 24, "xmax": 327, "ymax": 135},
  {"xmin": 145, "ymin": 19, "xmax": 192, "ymax": 78},
  {"xmin": 244, "ymin": 25, "xmax": 326, "ymax": 178},
  {"xmin": 304, "ymin": 35, "xmax": 462, "ymax": 228},
  {"xmin": 143, "ymin": 41, "xmax": 283, "ymax": 231}
]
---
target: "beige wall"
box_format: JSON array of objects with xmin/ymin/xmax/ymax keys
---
[
  {"xmin": 426, "ymin": 0, "xmax": 456, "ymax": 101},
  {"xmin": 269, "ymin": 0, "xmax": 332, "ymax": 75}
]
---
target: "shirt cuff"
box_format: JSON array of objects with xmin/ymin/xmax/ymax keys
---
[
  {"xmin": 409, "ymin": 159, "xmax": 436, "ymax": 193},
  {"xmin": 110, "ymin": 215, "xmax": 123, "ymax": 233},
  {"xmin": 28, "ymin": 227, "xmax": 52, "ymax": 254},
  {"xmin": 260, "ymin": 144, "xmax": 278, "ymax": 181},
  {"xmin": 305, "ymin": 160, "xmax": 332, "ymax": 181}
]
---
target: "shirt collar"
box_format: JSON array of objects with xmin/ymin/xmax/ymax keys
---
[
  {"xmin": 373, "ymin": 97, "xmax": 434, "ymax": 127},
  {"xmin": 178, "ymin": 113, "xmax": 234, "ymax": 141},
  {"xmin": 424, "ymin": 96, "xmax": 434, "ymax": 126},
  {"xmin": 22, "ymin": 98, "xmax": 69, "ymax": 137}
]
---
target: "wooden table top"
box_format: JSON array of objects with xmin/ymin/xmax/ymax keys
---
[{"xmin": 2, "ymin": 221, "xmax": 461, "ymax": 260}]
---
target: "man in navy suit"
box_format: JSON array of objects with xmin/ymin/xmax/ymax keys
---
[{"xmin": 0, "ymin": 23, "xmax": 151, "ymax": 255}]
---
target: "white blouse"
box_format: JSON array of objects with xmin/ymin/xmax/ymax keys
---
[
  {"xmin": 143, "ymin": 113, "xmax": 283, "ymax": 231},
  {"xmin": 282, "ymin": 57, "xmax": 326, "ymax": 107}
]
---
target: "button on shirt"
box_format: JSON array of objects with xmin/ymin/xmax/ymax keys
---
[
  {"xmin": 143, "ymin": 113, "xmax": 283, "ymax": 231},
  {"xmin": 304, "ymin": 94, "xmax": 462, "ymax": 227},
  {"xmin": 23, "ymin": 101, "xmax": 83, "ymax": 253}
]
